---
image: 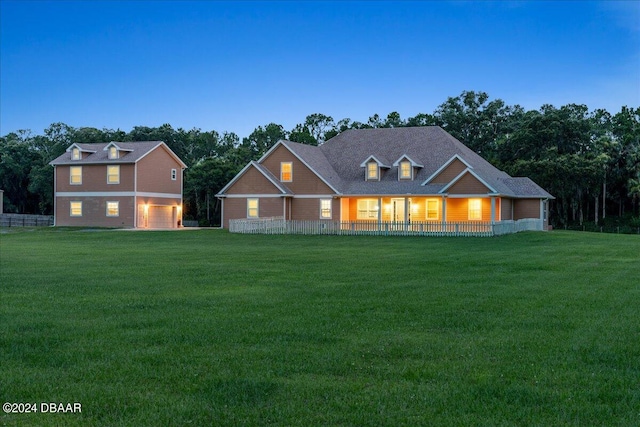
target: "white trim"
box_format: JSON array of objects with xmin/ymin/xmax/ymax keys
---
[
  {"xmin": 66, "ymin": 143, "xmax": 96, "ymax": 154},
  {"xmin": 106, "ymin": 201, "xmax": 120, "ymax": 217},
  {"xmin": 107, "ymin": 165, "xmax": 120, "ymax": 184},
  {"xmin": 55, "ymin": 191, "xmax": 183, "ymax": 198},
  {"xmin": 275, "ymin": 141, "xmax": 342, "ymax": 194},
  {"xmin": 69, "ymin": 201, "xmax": 83, "ymax": 217},
  {"xmin": 222, "ymin": 194, "xmax": 285, "ymax": 199},
  {"xmin": 439, "ymin": 168, "xmax": 497, "ymax": 194},
  {"xmin": 319, "ymin": 198, "xmax": 332, "ymax": 219},
  {"xmin": 359, "ymin": 155, "xmax": 390, "ymax": 168},
  {"xmin": 392, "ymin": 154, "xmax": 423, "ymax": 168},
  {"xmin": 280, "ymin": 161, "xmax": 293, "ymax": 182},
  {"xmin": 288, "ymin": 194, "xmax": 336, "ymax": 199},
  {"xmin": 217, "ymin": 161, "xmax": 289, "ymax": 196},
  {"xmin": 70, "ymin": 166, "xmax": 82, "ymax": 185},
  {"xmin": 421, "ymin": 154, "xmax": 473, "ymax": 185},
  {"xmin": 171, "ymin": 168, "xmax": 177, "ymax": 180},
  {"xmin": 247, "ymin": 198, "xmax": 259, "ymax": 218}
]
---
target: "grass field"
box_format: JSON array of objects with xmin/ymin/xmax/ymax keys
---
[{"xmin": 1, "ymin": 229, "xmax": 639, "ymax": 426}]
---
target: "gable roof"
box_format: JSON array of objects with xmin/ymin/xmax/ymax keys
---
[
  {"xmin": 218, "ymin": 126, "xmax": 553, "ymax": 199},
  {"xmin": 217, "ymin": 161, "xmax": 292, "ymax": 195},
  {"xmin": 49, "ymin": 141, "xmax": 187, "ymax": 168}
]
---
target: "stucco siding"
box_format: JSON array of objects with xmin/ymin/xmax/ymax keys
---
[{"xmin": 262, "ymin": 145, "xmax": 334, "ymax": 194}]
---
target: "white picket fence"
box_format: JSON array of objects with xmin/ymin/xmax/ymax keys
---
[{"xmin": 229, "ymin": 217, "xmax": 543, "ymax": 237}]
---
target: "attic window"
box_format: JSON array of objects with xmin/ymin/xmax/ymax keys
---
[
  {"xmin": 400, "ymin": 161, "xmax": 412, "ymax": 180},
  {"xmin": 280, "ymin": 162, "xmax": 292, "ymax": 182},
  {"xmin": 366, "ymin": 162, "xmax": 379, "ymax": 181},
  {"xmin": 72, "ymin": 148, "xmax": 80, "ymax": 160},
  {"xmin": 108, "ymin": 146, "xmax": 118, "ymax": 159}
]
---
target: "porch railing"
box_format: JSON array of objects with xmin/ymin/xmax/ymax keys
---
[{"xmin": 229, "ymin": 217, "xmax": 544, "ymax": 237}]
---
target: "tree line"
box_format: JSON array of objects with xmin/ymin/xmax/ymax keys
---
[{"xmin": 1, "ymin": 91, "xmax": 638, "ymax": 228}]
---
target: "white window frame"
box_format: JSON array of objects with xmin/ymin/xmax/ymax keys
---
[
  {"xmin": 70, "ymin": 201, "xmax": 82, "ymax": 217},
  {"xmin": 72, "ymin": 148, "xmax": 80, "ymax": 160},
  {"xmin": 106, "ymin": 201, "xmax": 119, "ymax": 217},
  {"xmin": 426, "ymin": 199, "xmax": 439, "ymax": 220},
  {"xmin": 247, "ymin": 198, "xmax": 259, "ymax": 218},
  {"xmin": 171, "ymin": 168, "xmax": 177, "ymax": 181},
  {"xmin": 367, "ymin": 162, "xmax": 379, "ymax": 181},
  {"xmin": 280, "ymin": 162, "xmax": 292, "ymax": 182},
  {"xmin": 108, "ymin": 146, "xmax": 118, "ymax": 159},
  {"xmin": 107, "ymin": 165, "xmax": 120, "ymax": 184},
  {"xmin": 320, "ymin": 199, "xmax": 332, "ymax": 219},
  {"xmin": 357, "ymin": 199, "xmax": 379, "ymax": 220},
  {"xmin": 468, "ymin": 199, "xmax": 482, "ymax": 220},
  {"xmin": 400, "ymin": 161, "xmax": 412, "ymax": 180},
  {"xmin": 70, "ymin": 166, "xmax": 82, "ymax": 185}
]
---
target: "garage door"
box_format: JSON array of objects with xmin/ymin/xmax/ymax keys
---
[{"xmin": 148, "ymin": 206, "xmax": 174, "ymax": 228}]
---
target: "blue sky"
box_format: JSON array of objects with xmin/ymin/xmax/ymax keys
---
[{"xmin": 1, "ymin": 1, "xmax": 638, "ymax": 139}]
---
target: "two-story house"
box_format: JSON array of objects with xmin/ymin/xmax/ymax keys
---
[{"xmin": 50, "ymin": 141, "xmax": 187, "ymax": 228}]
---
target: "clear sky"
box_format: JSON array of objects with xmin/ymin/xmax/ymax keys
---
[{"xmin": 1, "ymin": 1, "xmax": 638, "ymax": 139}]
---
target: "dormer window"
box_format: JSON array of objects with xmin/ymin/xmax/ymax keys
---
[
  {"xmin": 367, "ymin": 162, "xmax": 379, "ymax": 181},
  {"xmin": 108, "ymin": 146, "xmax": 118, "ymax": 159},
  {"xmin": 72, "ymin": 148, "xmax": 80, "ymax": 160},
  {"xmin": 400, "ymin": 161, "xmax": 412, "ymax": 180}
]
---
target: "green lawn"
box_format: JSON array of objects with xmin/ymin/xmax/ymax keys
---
[{"xmin": 1, "ymin": 229, "xmax": 639, "ymax": 426}]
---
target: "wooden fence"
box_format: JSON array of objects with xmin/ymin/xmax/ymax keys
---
[
  {"xmin": 229, "ymin": 218, "xmax": 543, "ymax": 237},
  {"xmin": 0, "ymin": 214, "xmax": 54, "ymax": 227}
]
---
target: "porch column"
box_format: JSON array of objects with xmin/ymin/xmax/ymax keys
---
[
  {"xmin": 378, "ymin": 197, "xmax": 382, "ymax": 224},
  {"xmin": 405, "ymin": 198, "xmax": 410, "ymax": 223},
  {"xmin": 490, "ymin": 196, "xmax": 496, "ymax": 224},
  {"xmin": 442, "ymin": 196, "xmax": 447, "ymax": 222}
]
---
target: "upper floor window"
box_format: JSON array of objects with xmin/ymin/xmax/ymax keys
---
[
  {"xmin": 171, "ymin": 169, "xmax": 177, "ymax": 181},
  {"xmin": 366, "ymin": 162, "xmax": 378, "ymax": 181},
  {"xmin": 107, "ymin": 165, "xmax": 120, "ymax": 184},
  {"xmin": 108, "ymin": 146, "xmax": 118, "ymax": 159},
  {"xmin": 400, "ymin": 161, "xmax": 412, "ymax": 180},
  {"xmin": 247, "ymin": 198, "xmax": 259, "ymax": 218},
  {"xmin": 72, "ymin": 148, "xmax": 80, "ymax": 160},
  {"xmin": 70, "ymin": 166, "xmax": 82, "ymax": 185},
  {"xmin": 468, "ymin": 199, "xmax": 482, "ymax": 220},
  {"xmin": 320, "ymin": 199, "xmax": 332, "ymax": 219},
  {"xmin": 280, "ymin": 162, "xmax": 292, "ymax": 182}
]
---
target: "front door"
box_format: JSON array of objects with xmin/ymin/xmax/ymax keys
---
[{"xmin": 391, "ymin": 198, "xmax": 405, "ymax": 222}]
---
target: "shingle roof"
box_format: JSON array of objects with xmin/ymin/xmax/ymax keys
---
[
  {"xmin": 292, "ymin": 126, "xmax": 552, "ymax": 198},
  {"xmin": 49, "ymin": 141, "xmax": 187, "ymax": 167}
]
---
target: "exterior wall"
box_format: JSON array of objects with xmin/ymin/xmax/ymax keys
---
[
  {"xmin": 55, "ymin": 196, "xmax": 135, "ymax": 227},
  {"xmin": 225, "ymin": 167, "xmax": 281, "ymax": 195},
  {"xmin": 222, "ymin": 197, "xmax": 284, "ymax": 228},
  {"xmin": 290, "ymin": 198, "xmax": 339, "ymax": 221},
  {"xmin": 447, "ymin": 173, "xmax": 490, "ymax": 194},
  {"xmin": 261, "ymin": 145, "xmax": 334, "ymax": 194},
  {"xmin": 136, "ymin": 146, "xmax": 183, "ymax": 194},
  {"xmin": 56, "ymin": 164, "xmax": 135, "ymax": 192},
  {"xmin": 430, "ymin": 158, "xmax": 467, "ymax": 184},
  {"xmin": 514, "ymin": 199, "xmax": 541, "ymax": 220},
  {"xmin": 501, "ymin": 198, "xmax": 514, "ymax": 220},
  {"xmin": 445, "ymin": 198, "xmax": 492, "ymax": 222}
]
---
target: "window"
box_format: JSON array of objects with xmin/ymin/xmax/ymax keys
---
[
  {"xmin": 106, "ymin": 201, "xmax": 119, "ymax": 217},
  {"xmin": 72, "ymin": 148, "xmax": 80, "ymax": 160},
  {"xmin": 280, "ymin": 162, "xmax": 292, "ymax": 182},
  {"xmin": 367, "ymin": 162, "xmax": 378, "ymax": 180},
  {"xmin": 320, "ymin": 199, "xmax": 332, "ymax": 219},
  {"xmin": 468, "ymin": 199, "xmax": 482, "ymax": 220},
  {"xmin": 70, "ymin": 166, "xmax": 82, "ymax": 185},
  {"xmin": 247, "ymin": 198, "xmax": 259, "ymax": 218},
  {"xmin": 171, "ymin": 168, "xmax": 177, "ymax": 180},
  {"xmin": 108, "ymin": 146, "xmax": 118, "ymax": 159},
  {"xmin": 357, "ymin": 199, "xmax": 379, "ymax": 220},
  {"xmin": 400, "ymin": 161, "xmax": 412, "ymax": 180},
  {"xmin": 426, "ymin": 199, "xmax": 439, "ymax": 220},
  {"xmin": 107, "ymin": 165, "xmax": 120, "ymax": 184},
  {"xmin": 70, "ymin": 201, "xmax": 82, "ymax": 217}
]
